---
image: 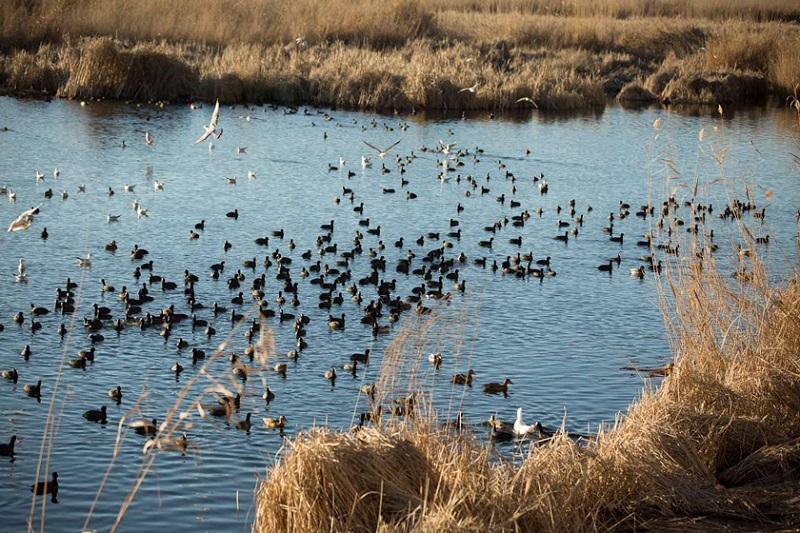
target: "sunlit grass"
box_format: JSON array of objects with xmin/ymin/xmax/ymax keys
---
[{"xmin": 1, "ymin": 1, "xmax": 799, "ymax": 109}]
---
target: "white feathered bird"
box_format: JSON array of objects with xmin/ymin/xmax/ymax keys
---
[{"xmin": 195, "ymin": 99, "xmax": 223, "ymax": 144}]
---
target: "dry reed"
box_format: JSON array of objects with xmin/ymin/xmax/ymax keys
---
[{"xmin": 1, "ymin": 1, "xmax": 799, "ymax": 109}]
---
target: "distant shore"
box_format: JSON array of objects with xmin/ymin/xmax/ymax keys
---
[{"xmin": 1, "ymin": 0, "xmax": 797, "ymax": 110}]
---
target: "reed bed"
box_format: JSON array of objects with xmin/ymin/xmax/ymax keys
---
[
  {"xmin": 1, "ymin": 1, "xmax": 799, "ymax": 109},
  {"xmin": 254, "ymin": 177, "xmax": 800, "ymax": 530}
]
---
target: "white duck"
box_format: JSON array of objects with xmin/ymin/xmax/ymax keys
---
[{"xmin": 514, "ymin": 407, "xmax": 535, "ymax": 436}]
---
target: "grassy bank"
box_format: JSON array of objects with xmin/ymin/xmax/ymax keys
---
[
  {"xmin": 254, "ymin": 200, "xmax": 800, "ymax": 528},
  {"xmin": 1, "ymin": 0, "xmax": 799, "ymax": 110}
]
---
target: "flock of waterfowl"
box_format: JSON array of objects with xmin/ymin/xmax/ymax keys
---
[{"xmin": 0, "ymin": 98, "xmax": 780, "ymax": 509}]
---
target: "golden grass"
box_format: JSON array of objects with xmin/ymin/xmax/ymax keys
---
[
  {"xmin": 254, "ymin": 168, "xmax": 800, "ymax": 531},
  {"xmin": 1, "ymin": 1, "xmax": 799, "ymax": 109}
]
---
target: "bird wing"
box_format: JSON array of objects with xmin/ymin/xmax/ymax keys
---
[
  {"xmin": 385, "ymin": 139, "xmax": 402, "ymax": 152},
  {"xmin": 363, "ymin": 141, "xmax": 382, "ymax": 153},
  {"xmin": 195, "ymin": 128, "xmax": 213, "ymax": 144},
  {"xmin": 210, "ymin": 99, "xmax": 220, "ymax": 129},
  {"xmin": 19, "ymin": 203, "xmax": 42, "ymax": 219},
  {"xmin": 7, "ymin": 217, "xmax": 30, "ymax": 232}
]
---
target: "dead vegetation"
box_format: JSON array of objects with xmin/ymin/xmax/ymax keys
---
[{"xmin": 0, "ymin": 0, "xmax": 799, "ymax": 109}]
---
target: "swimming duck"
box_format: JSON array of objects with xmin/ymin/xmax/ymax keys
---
[
  {"xmin": 488, "ymin": 415, "xmax": 515, "ymax": 442},
  {"xmin": 263, "ymin": 415, "xmax": 286, "ymax": 430},
  {"xmin": 262, "ymin": 387, "xmax": 275, "ymax": 403},
  {"xmin": 451, "ymin": 369, "xmax": 475, "ymax": 385},
  {"xmin": 32, "ymin": 472, "xmax": 58, "ymax": 497},
  {"xmin": 83, "ymin": 405, "xmax": 108, "ymax": 423},
  {"xmin": 133, "ymin": 418, "xmax": 158, "ymax": 436},
  {"xmin": 514, "ymin": 407, "xmax": 535, "ymax": 435},
  {"xmin": 23, "ymin": 380, "xmax": 42, "ymax": 397},
  {"xmin": 235, "ymin": 412, "xmax": 252, "ymax": 431},
  {"xmin": 328, "ymin": 313, "xmax": 345, "ymax": 330},
  {"xmin": 483, "ymin": 378, "xmax": 513, "ymax": 395},
  {"xmin": 0, "ymin": 435, "xmax": 16, "ymax": 456},
  {"xmin": 1, "ymin": 368, "xmax": 19, "ymax": 383},
  {"xmin": 108, "ymin": 385, "xmax": 123, "ymax": 399}
]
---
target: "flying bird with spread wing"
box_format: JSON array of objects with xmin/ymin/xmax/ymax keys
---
[
  {"xmin": 363, "ymin": 140, "xmax": 401, "ymax": 159},
  {"xmin": 7, "ymin": 204, "xmax": 42, "ymax": 232},
  {"xmin": 195, "ymin": 99, "xmax": 223, "ymax": 144},
  {"xmin": 458, "ymin": 82, "xmax": 480, "ymax": 94}
]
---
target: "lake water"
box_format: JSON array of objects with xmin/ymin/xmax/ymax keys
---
[{"xmin": 0, "ymin": 96, "xmax": 798, "ymax": 532}]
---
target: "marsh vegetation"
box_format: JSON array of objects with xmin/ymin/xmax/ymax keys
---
[{"xmin": 1, "ymin": 0, "xmax": 798, "ymax": 109}]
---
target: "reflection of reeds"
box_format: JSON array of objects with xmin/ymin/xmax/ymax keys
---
[
  {"xmin": 254, "ymin": 165, "xmax": 800, "ymax": 531},
  {"xmin": 2, "ymin": 1, "xmax": 800, "ymax": 108}
]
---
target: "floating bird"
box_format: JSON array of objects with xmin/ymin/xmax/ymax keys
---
[
  {"xmin": 513, "ymin": 407, "xmax": 535, "ymax": 435},
  {"xmin": 76, "ymin": 253, "xmax": 92, "ymax": 268},
  {"xmin": 235, "ymin": 412, "xmax": 252, "ymax": 431},
  {"xmin": 83, "ymin": 405, "xmax": 108, "ymax": 423},
  {"xmin": 31, "ymin": 472, "xmax": 58, "ymax": 498},
  {"xmin": 144, "ymin": 131, "xmax": 155, "ymax": 146},
  {"xmin": 108, "ymin": 386, "xmax": 123, "ymax": 400},
  {"xmin": 132, "ymin": 418, "xmax": 158, "ymax": 436},
  {"xmin": 24, "ymin": 380, "xmax": 42, "ymax": 397},
  {"xmin": 451, "ymin": 369, "xmax": 475, "ymax": 385},
  {"xmin": 263, "ymin": 415, "xmax": 286, "ymax": 430},
  {"xmin": 0, "ymin": 435, "xmax": 16, "ymax": 456},
  {"xmin": 483, "ymin": 378, "xmax": 513, "ymax": 395},
  {"xmin": 195, "ymin": 98, "xmax": 223, "ymax": 144}
]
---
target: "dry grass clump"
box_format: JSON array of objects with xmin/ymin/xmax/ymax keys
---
[
  {"xmin": 255, "ymin": 174, "xmax": 800, "ymax": 530},
  {"xmin": 617, "ymin": 81, "xmax": 657, "ymax": 104},
  {"xmin": 0, "ymin": 44, "xmax": 68, "ymax": 94},
  {"xmin": 58, "ymin": 38, "xmax": 197, "ymax": 101}
]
